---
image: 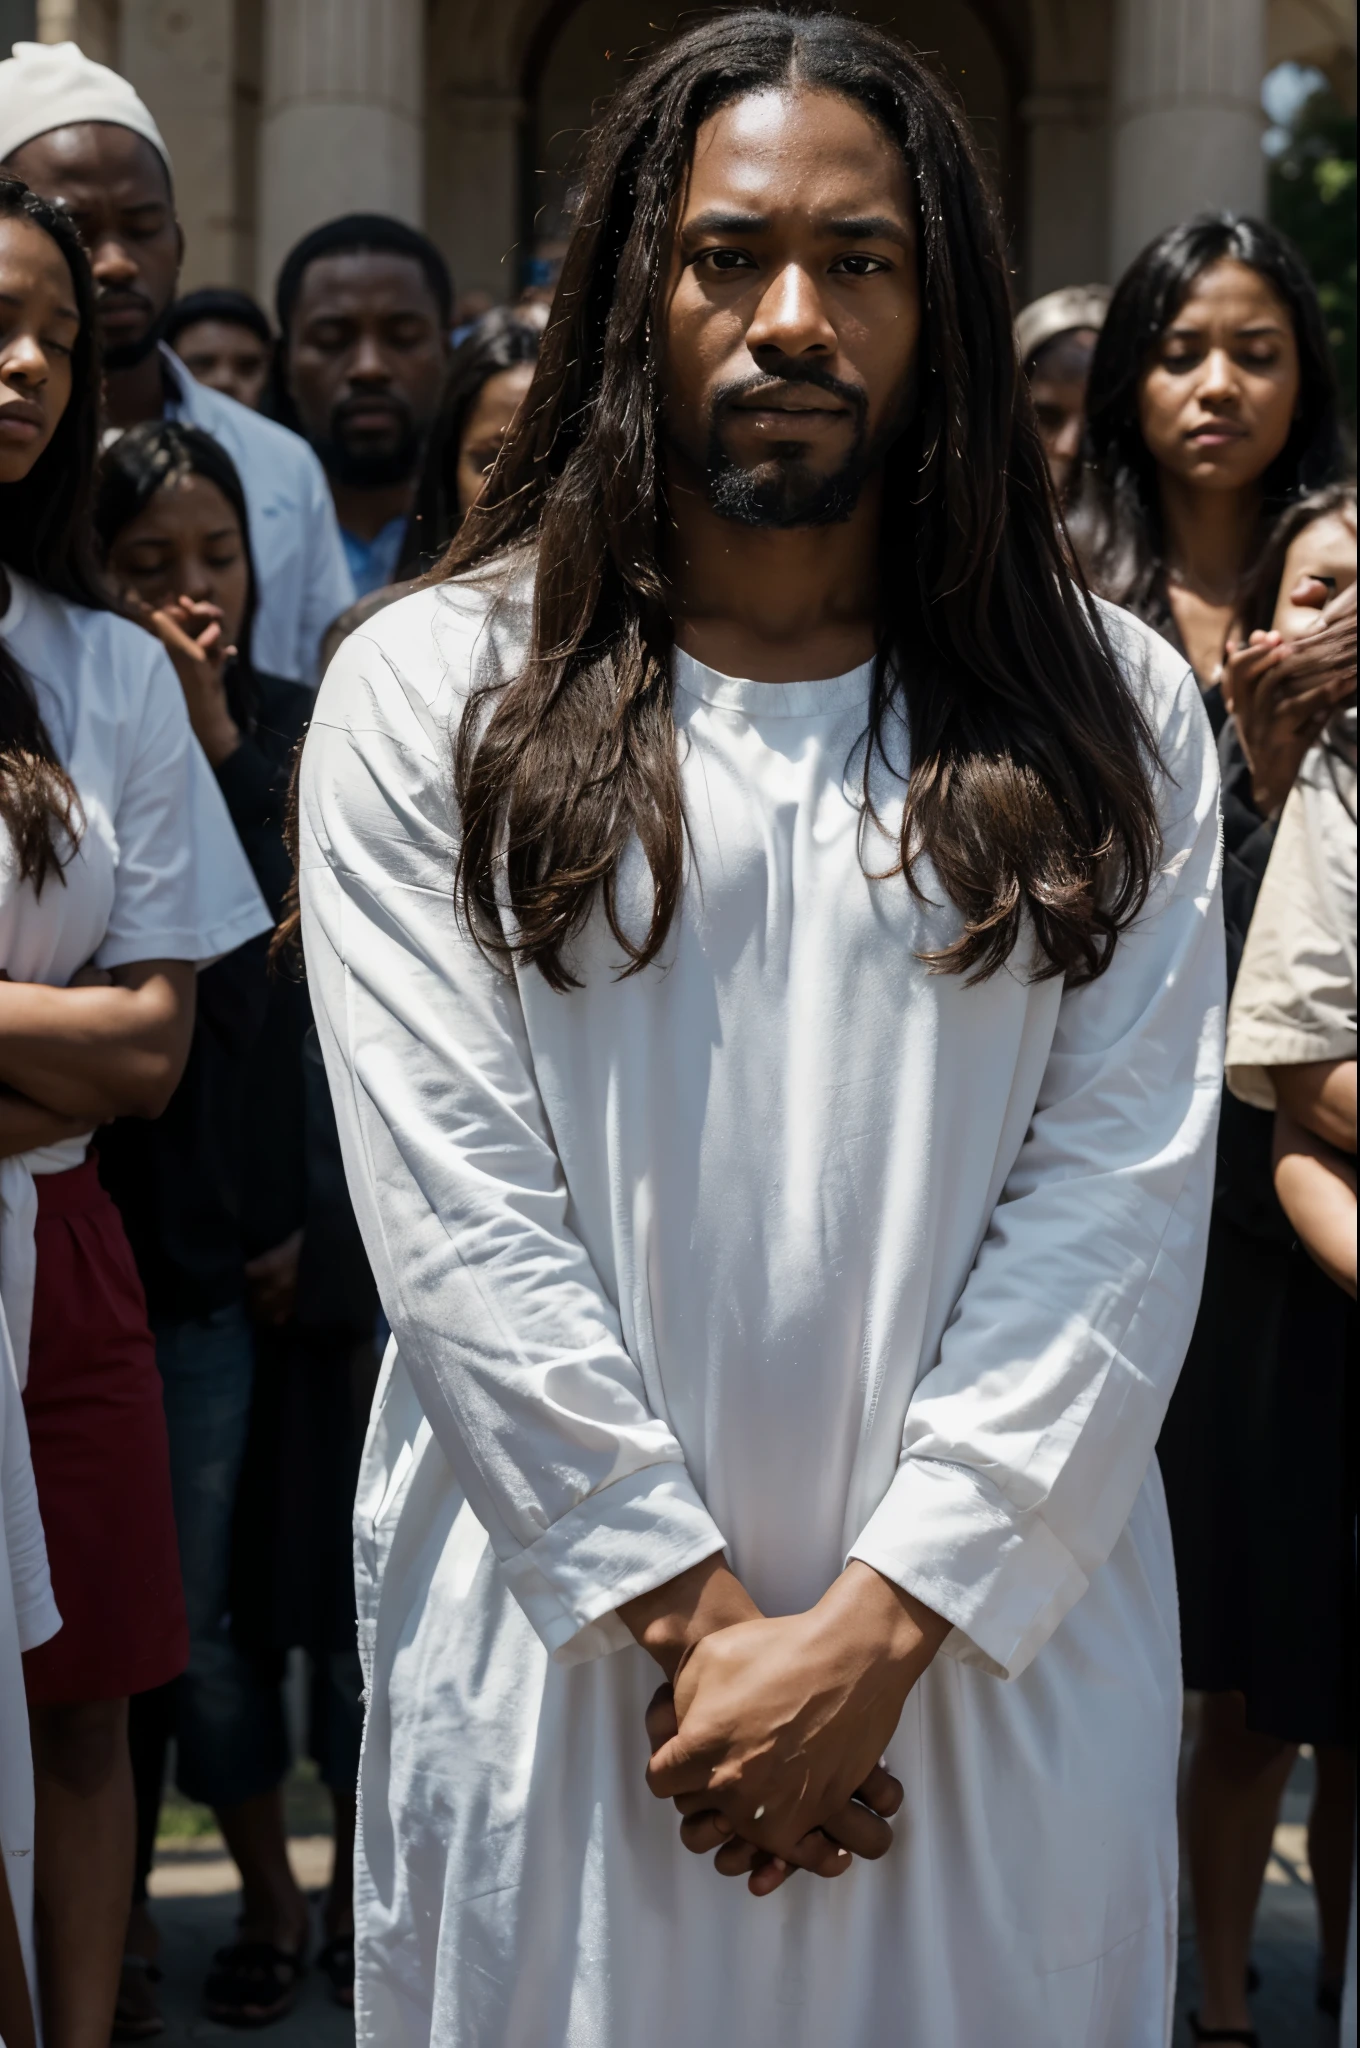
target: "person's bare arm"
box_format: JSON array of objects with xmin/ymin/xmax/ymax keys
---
[
  {"xmin": 0, "ymin": 1087, "xmax": 99, "ymax": 1161},
  {"xmin": 0, "ymin": 961, "xmax": 196, "ymax": 1122},
  {"xmin": 1273, "ymin": 1111, "xmax": 1357, "ymax": 1297},
  {"xmin": 1273, "ymin": 1059, "xmax": 1357, "ymax": 1156}
]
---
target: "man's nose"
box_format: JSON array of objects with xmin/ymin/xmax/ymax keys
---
[
  {"xmin": 90, "ymin": 234, "xmax": 140, "ymax": 289},
  {"xmin": 746, "ymin": 262, "xmax": 836, "ymax": 361},
  {"xmin": 348, "ymin": 333, "xmax": 392, "ymax": 383}
]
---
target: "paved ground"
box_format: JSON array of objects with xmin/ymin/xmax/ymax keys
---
[
  {"xmin": 143, "ymin": 1749, "xmax": 1338, "ymax": 2046},
  {"xmin": 1173, "ymin": 1746, "xmax": 1342, "ymax": 2048},
  {"xmin": 145, "ymin": 1837, "xmax": 351, "ymax": 2046}
]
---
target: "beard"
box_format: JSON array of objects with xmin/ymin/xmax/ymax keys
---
[
  {"xmin": 697, "ymin": 362, "xmax": 893, "ymax": 529},
  {"xmin": 100, "ymin": 300, "xmax": 171, "ymax": 372},
  {"xmin": 312, "ymin": 402, "xmax": 422, "ymax": 489}
]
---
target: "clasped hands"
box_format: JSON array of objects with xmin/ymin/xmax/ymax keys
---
[{"xmin": 620, "ymin": 1554, "xmax": 948, "ymax": 1898}]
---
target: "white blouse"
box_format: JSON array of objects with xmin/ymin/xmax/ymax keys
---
[
  {"xmin": 0, "ymin": 570, "xmax": 269, "ymax": 2014},
  {"xmin": 301, "ymin": 577, "xmax": 1224, "ymax": 2046},
  {"xmin": 0, "ymin": 571, "xmax": 270, "ymax": 1377}
]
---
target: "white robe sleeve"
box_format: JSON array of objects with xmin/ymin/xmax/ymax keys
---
[
  {"xmin": 298, "ymin": 624, "xmax": 726, "ymax": 1665},
  {"xmin": 850, "ymin": 651, "xmax": 1225, "ymax": 1680}
]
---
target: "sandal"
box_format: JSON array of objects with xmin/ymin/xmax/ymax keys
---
[
  {"xmin": 317, "ymin": 1932, "xmax": 355, "ymax": 2009},
  {"xmin": 1188, "ymin": 2019, "xmax": 1259, "ymax": 2046},
  {"xmin": 203, "ymin": 1939, "xmax": 306, "ymax": 2028},
  {"xmin": 111, "ymin": 1953, "xmax": 165, "ymax": 2040}
]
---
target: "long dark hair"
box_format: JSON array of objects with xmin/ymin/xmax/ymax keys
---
[
  {"xmin": 93, "ymin": 419, "xmax": 262, "ymax": 723},
  {"xmin": 448, "ymin": 10, "xmax": 1161, "ymax": 993},
  {"xmin": 1069, "ymin": 212, "xmax": 1343, "ymax": 639},
  {"xmin": 397, "ymin": 309, "xmax": 541, "ymax": 578},
  {"xmin": 0, "ymin": 175, "xmax": 106, "ymax": 891}
]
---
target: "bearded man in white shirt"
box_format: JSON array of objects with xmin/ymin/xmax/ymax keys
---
[
  {"xmin": 0, "ymin": 40, "xmax": 354, "ymax": 681},
  {"xmin": 299, "ymin": 14, "xmax": 1224, "ymax": 2045}
]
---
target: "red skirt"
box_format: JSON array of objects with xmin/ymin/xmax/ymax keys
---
[{"xmin": 21, "ymin": 1154, "xmax": 188, "ymax": 1705}]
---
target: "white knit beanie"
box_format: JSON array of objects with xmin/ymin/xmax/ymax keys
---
[{"xmin": 0, "ymin": 41, "xmax": 171, "ymax": 175}]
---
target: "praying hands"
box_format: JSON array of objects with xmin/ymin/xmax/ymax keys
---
[{"xmin": 622, "ymin": 1555, "xmax": 949, "ymax": 1896}]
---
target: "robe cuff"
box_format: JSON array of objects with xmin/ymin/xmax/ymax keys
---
[
  {"xmin": 847, "ymin": 1456, "xmax": 1089, "ymax": 1680},
  {"xmin": 498, "ymin": 1462, "xmax": 727, "ymax": 1668}
]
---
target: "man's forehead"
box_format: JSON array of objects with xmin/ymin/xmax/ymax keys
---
[
  {"xmin": 296, "ymin": 249, "xmax": 438, "ymax": 317},
  {"xmin": 10, "ymin": 122, "xmax": 170, "ymax": 202},
  {"xmin": 684, "ymin": 86, "xmax": 912, "ymax": 221}
]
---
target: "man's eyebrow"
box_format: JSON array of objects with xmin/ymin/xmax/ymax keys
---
[
  {"xmin": 822, "ymin": 214, "xmax": 912, "ymax": 247},
  {"xmin": 681, "ymin": 208, "xmax": 910, "ymax": 247},
  {"xmin": 681, "ymin": 210, "xmax": 769, "ymax": 237}
]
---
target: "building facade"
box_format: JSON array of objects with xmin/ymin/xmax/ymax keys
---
[{"xmin": 14, "ymin": 0, "xmax": 1358, "ymax": 313}]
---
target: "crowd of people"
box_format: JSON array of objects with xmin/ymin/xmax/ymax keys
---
[{"xmin": 0, "ymin": 14, "xmax": 1351, "ymax": 2048}]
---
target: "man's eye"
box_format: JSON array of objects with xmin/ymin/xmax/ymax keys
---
[
  {"xmin": 831, "ymin": 254, "xmax": 886, "ymax": 276},
  {"xmin": 699, "ymin": 249, "xmax": 754, "ymax": 272}
]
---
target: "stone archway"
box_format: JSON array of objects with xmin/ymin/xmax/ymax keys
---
[
  {"xmin": 421, "ymin": 0, "xmax": 1030, "ymax": 303},
  {"xmin": 516, "ymin": 0, "xmax": 1028, "ymax": 263}
]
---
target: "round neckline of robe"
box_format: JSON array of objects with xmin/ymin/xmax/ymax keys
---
[{"xmin": 673, "ymin": 647, "xmax": 873, "ymax": 720}]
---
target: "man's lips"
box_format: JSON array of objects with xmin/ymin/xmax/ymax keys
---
[
  {"xmin": 731, "ymin": 393, "xmax": 850, "ymax": 416},
  {"xmin": 337, "ymin": 401, "xmax": 406, "ymax": 433},
  {"xmin": 98, "ymin": 296, "xmax": 153, "ymax": 326}
]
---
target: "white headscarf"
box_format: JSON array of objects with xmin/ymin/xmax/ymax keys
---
[{"xmin": 0, "ymin": 40, "xmax": 171, "ymax": 175}]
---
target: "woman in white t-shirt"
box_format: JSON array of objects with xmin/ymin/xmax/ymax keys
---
[{"xmin": 0, "ymin": 174, "xmax": 268, "ymax": 2043}]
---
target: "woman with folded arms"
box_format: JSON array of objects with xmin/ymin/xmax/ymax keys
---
[{"xmin": 0, "ymin": 174, "xmax": 266, "ymax": 2047}]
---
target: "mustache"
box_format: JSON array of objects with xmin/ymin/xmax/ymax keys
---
[
  {"xmin": 97, "ymin": 287, "xmax": 156, "ymax": 320},
  {"xmin": 711, "ymin": 360, "xmax": 869, "ymax": 422},
  {"xmin": 331, "ymin": 393, "xmax": 415, "ymax": 433}
]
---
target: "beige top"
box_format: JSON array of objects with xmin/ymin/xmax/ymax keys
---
[{"xmin": 1226, "ymin": 707, "xmax": 1357, "ymax": 1109}]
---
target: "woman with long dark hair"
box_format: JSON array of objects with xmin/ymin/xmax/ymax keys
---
[
  {"xmin": 1070, "ymin": 211, "xmax": 1341, "ymax": 680},
  {"xmin": 93, "ymin": 420, "xmax": 373, "ymax": 2026},
  {"xmin": 296, "ymin": 15, "xmax": 1223, "ymax": 2040},
  {"xmin": 397, "ymin": 307, "xmax": 541, "ymax": 578},
  {"xmin": 1071, "ymin": 217, "xmax": 1352, "ymax": 2043},
  {"xmin": 0, "ymin": 178, "xmax": 266, "ymax": 2045}
]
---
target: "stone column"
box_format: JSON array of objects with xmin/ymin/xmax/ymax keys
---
[
  {"xmin": 1110, "ymin": 0, "xmax": 1266, "ymax": 274},
  {"xmin": 425, "ymin": 88, "xmax": 521, "ymax": 306},
  {"xmin": 117, "ymin": 0, "xmax": 239, "ymax": 289},
  {"xmin": 256, "ymin": 0, "xmax": 423, "ymax": 304},
  {"xmin": 1023, "ymin": 86, "xmax": 1110, "ymax": 296}
]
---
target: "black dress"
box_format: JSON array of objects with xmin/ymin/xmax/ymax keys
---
[
  {"xmin": 1157, "ymin": 693, "xmax": 1356, "ymax": 1746},
  {"xmin": 227, "ymin": 715, "xmax": 378, "ymax": 1790}
]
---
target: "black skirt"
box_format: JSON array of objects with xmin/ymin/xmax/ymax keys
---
[{"xmin": 1160, "ymin": 1177, "xmax": 1356, "ymax": 1746}]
